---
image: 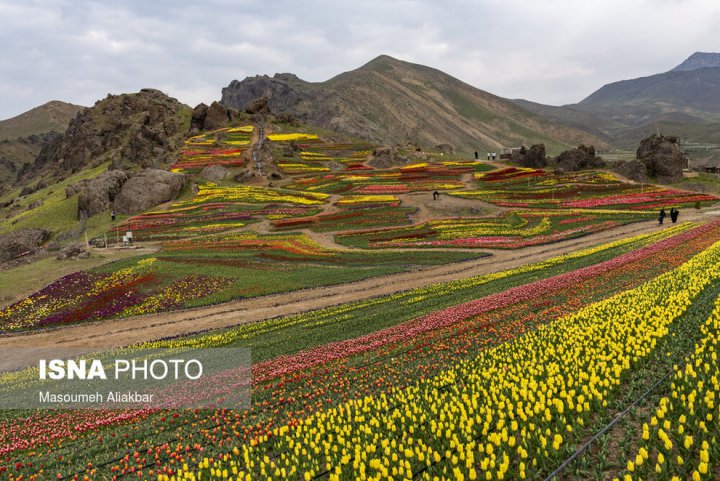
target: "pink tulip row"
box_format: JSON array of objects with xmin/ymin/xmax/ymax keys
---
[{"xmin": 562, "ymin": 190, "xmax": 715, "ymax": 208}]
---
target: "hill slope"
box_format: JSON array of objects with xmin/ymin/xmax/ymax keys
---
[
  {"xmin": 221, "ymin": 55, "xmax": 608, "ymax": 155},
  {"xmin": 513, "ymin": 52, "xmax": 720, "ymax": 151},
  {"xmin": 575, "ymin": 66, "xmax": 720, "ymax": 124},
  {"xmin": 0, "ymin": 101, "xmax": 83, "ymax": 141},
  {"xmin": 0, "ymin": 101, "xmax": 84, "ymax": 189}
]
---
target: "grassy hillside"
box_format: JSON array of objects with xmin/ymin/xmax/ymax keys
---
[
  {"xmin": 0, "ymin": 100, "xmax": 83, "ymax": 141},
  {"xmin": 0, "ymin": 162, "xmax": 124, "ymax": 239}
]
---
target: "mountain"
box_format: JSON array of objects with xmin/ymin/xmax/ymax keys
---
[
  {"xmin": 0, "ymin": 101, "xmax": 83, "ymax": 141},
  {"xmin": 575, "ymin": 66, "xmax": 720, "ymax": 124},
  {"xmin": 221, "ymin": 55, "xmax": 608, "ymax": 155},
  {"xmin": 24, "ymin": 89, "xmax": 192, "ymax": 183},
  {"xmin": 0, "ymin": 101, "xmax": 84, "ymax": 189},
  {"xmin": 512, "ymin": 52, "xmax": 720, "ymax": 152},
  {"xmin": 671, "ymin": 52, "xmax": 720, "ymax": 71}
]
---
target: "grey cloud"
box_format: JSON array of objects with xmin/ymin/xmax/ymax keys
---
[{"xmin": 1, "ymin": 0, "xmax": 718, "ymax": 119}]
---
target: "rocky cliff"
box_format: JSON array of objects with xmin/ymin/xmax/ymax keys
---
[{"xmin": 24, "ymin": 89, "xmax": 191, "ymax": 182}]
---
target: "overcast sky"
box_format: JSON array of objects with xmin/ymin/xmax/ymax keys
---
[{"xmin": 1, "ymin": 0, "xmax": 718, "ymax": 120}]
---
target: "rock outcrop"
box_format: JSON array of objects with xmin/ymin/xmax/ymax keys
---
[
  {"xmin": 190, "ymin": 102, "xmax": 239, "ymax": 132},
  {"xmin": 55, "ymin": 243, "xmax": 90, "ymax": 260},
  {"xmin": 28, "ymin": 89, "xmax": 191, "ymax": 180},
  {"xmin": 114, "ymin": 169, "xmax": 186, "ymax": 214},
  {"xmin": 245, "ymin": 96, "xmax": 269, "ymax": 115},
  {"xmin": 434, "ymin": 144, "xmax": 454, "ymax": 155},
  {"xmin": 74, "ymin": 170, "xmax": 129, "ymax": 218},
  {"xmin": 554, "ymin": 144, "xmax": 605, "ymax": 171},
  {"xmin": 367, "ymin": 146, "xmax": 408, "ymax": 169},
  {"xmin": 636, "ymin": 134, "xmax": 687, "ymax": 184},
  {"xmin": 0, "ymin": 228, "xmax": 50, "ymax": 262},
  {"xmin": 199, "ymin": 165, "xmax": 228, "ymax": 181},
  {"xmin": 613, "ymin": 160, "xmax": 649, "ymax": 183},
  {"xmin": 511, "ymin": 144, "xmax": 547, "ymax": 168}
]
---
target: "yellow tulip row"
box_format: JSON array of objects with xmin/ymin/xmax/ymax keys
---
[
  {"xmin": 179, "ymin": 233, "xmax": 719, "ymax": 480},
  {"xmin": 175, "ymin": 183, "xmax": 329, "ymax": 206},
  {"xmin": 267, "ymin": 133, "xmax": 319, "ymax": 142},
  {"xmin": 431, "ymin": 217, "xmax": 550, "ymax": 240},
  {"xmin": 614, "ymin": 294, "xmax": 720, "ymax": 481},
  {"xmin": 336, "ymin": 195, "xmax": 401, "ymax": 205}
]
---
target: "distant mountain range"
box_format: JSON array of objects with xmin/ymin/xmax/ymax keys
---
[
  {"xmin": 514, "ymin": 52, "xmax": 720, "ymax": 153},
  {"xmin": 3, "ymin": 51, "xmax": 720, "ymax": 194},
  {"xmin": 221, "ymin": 55, "xmax": 608, "ymax": 155}
]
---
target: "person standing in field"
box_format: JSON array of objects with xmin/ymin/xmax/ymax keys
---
[
  {"xmin": 475, "ymin": 150, "xmax": 479, "ymax": 160},
  {"xmin": 659, "ymin": 208, "xmax": 666, "ymax": 225},
  {"xmin": 671, "ymin": 208, "xmax": 679, "ymax": 223},
  {"xmin": 491, "ymin": 152, "xmax": 497, "ymax": 161}
]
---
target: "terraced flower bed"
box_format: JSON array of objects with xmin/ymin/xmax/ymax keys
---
[
  {"xmin": 457, "ymin": 167, "xmax": 718, "ymax": 210},
  {"xmin": 286, "ymin": 161, "xmax": 488, "ymax": 194},
  {"xmin": 271, "ymin": 205, "xmax": 417, "ymax": 232},
  {"xmin": 5, "ymin": 223, "xmax": 720, "ymax": 480},
  {"xmin": 335, "ymin": 209, "xmax": 652, "ymax": 249},
  {"xmin": 171, "ymin": 126, "xmax": 253, "ymax": 173}
]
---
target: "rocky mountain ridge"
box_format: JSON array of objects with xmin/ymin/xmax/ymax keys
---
[{"xmin": 221, "ymin": 55, "xmax": 608, "ymax": 155}]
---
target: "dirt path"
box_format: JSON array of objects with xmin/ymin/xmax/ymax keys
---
[
  {"xmin": 400, "ymin": 191, "xmax": 506, "ymax": 224},
  {"xmin": 1, "ymin": 211, "xmax": 714, "ymax": 355}
]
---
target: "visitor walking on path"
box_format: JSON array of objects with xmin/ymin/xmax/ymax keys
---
[
  {"xmin": 491, "ymin": 152, "xmax": 497, "ymax": 161},
  {"xmin": 474, "ymin": 151, "xmax": 479, "ymax": 160},
  {"xmin": 111, "ymin": 210, "xmax": 116, "ymax": 222},
  {"xmin": 658, "ymin": 208, "xmax": 666, "ymax": 225},
  {"xmin": 670, "ymin": 208, "xmax": 680, "ymax": 223}
]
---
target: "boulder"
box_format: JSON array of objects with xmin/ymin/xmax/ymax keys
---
[
  {"xmin": 511, "ymin": 144, "xmax": 547, "ymax": 168},
  {"xmin": 199, "ymin": 165, "xmax": 228, "ymax": 181},
  {"xmin": 0, "ymin": 228, "xmax": 50, "ymax": 263},
  {"xmin": 554, "ymin": 144, "xmax": 605, "ymax": 171},
  {"xmin": 613, "ymin": 160, "xmax": 649, "ymax": 184},
  {"xmin": 204, "ymin": 101, "xmax": 234, "ymax": 130},
  {"xmin": 76, "ymin": 170, "xmax": 129, "ymax": 218},
  {"xmin": 245, "ymin": 96, "xmax": 269, "ymax": 115},
  {"xmin": 114, "ymin": 169, "xmax": 186, "ymax": 214},
  {"xmin": 190, "ymin": 103, "xmax": 209, "ymax": 132},
  {"xmin": 367, "ymin": 146, "xmax": 409, "ymax": 169},
  {"xmin": 56, "ymin": 243, "xmax": 90, "ymax": 260},
  {"xmin": 434, "ymin": 144, "xmax": 454, "ymax": 155},
  {"xmin": 190, "ymin": 101, "xmax": 240, "ymax": 131},
  {"xmin": 273, "ymin": 111, "xmax": 297, "ymax": 125},
  {"xmin": 636, "ymin": 134, "xmax": 687, "ymax": 184}
]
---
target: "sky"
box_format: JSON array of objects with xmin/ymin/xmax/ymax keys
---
[{"xmin": 1, "ymin": 0, "xmax": 718, "ymax": 120}]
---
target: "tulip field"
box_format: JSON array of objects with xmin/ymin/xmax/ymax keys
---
[
  {"xmin": 0, "ymin": 232, "xmax": 485, "ymax": 332},
  {"xmin": 3, "ymin": 219, "xmax": 720, "ymax": 480},
  {"xmin": 171, "ymin": 127, "xmax": 254, "ymax": 174},
  {"xmin": 3, "ymin": 123, "xmax": 720, "ymax": 481}
]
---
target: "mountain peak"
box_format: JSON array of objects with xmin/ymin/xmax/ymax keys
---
[
  {"xmin": 360, "ymin": 54, "xmax": 404, "ymax": 71},
  {"xmin": 671, "ymin": 52, "xmax": 720, "ymax": 71}
]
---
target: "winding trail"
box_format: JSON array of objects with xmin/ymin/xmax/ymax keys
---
[{"xmin": 1, "ymin": 210, "xmax": 715, "ymax": 354}]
